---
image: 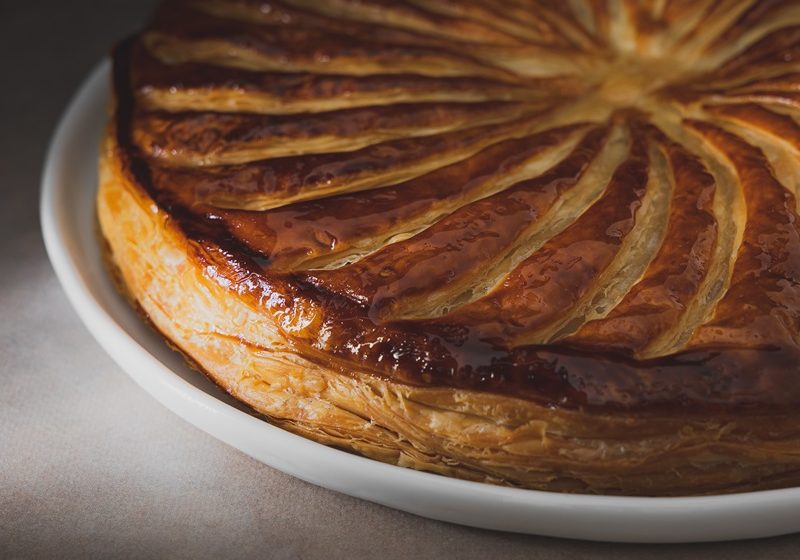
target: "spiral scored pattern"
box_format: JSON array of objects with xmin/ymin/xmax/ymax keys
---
[{"xmin": 119, "ymin": 0, "xmax": 800, "ymax": 409}]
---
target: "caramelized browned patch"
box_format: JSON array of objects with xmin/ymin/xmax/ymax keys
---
[
  {"xmin": 687, "ymin": 121, "xmax": 800, "ymax": 349},
  {"xmin": 131, "ymin": 40, "xmax": 541, "ymax": 114},
  {"xmin": 133, "ymin": 101, "xmax": 532, "ymax": 165},
  {"xmin": 705, "ymin": 102, "xmax": 800, "ymax": 148},
  {"xmin": 199, "ymin": 124, "xmax": 589, "ymax": 270},
  {"xmin": 306, "ymin": 125, "xmax": 610, "ymax": 317},
  {"xmin": 144, "ymin": 2, "xmax": 524, "ymax": 81},
  {"xmin": 418, "ymin": 123, "xmax": 650, "ymax": 346},
  {"xmin": 150, "ymin": 109, "xmax": 557, "ymax": 210},
  {"xmin": 568, "ymin": 126, "xmax": 718, "ymax": 355}
]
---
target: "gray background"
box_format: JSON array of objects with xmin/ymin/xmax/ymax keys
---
[{"xmin": 1, "ymin": 2, "xmax": 798, "ymax": 558}]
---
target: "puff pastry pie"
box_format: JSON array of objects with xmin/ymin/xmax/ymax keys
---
[{"xmin": 99, "ymin": 0, "xmax": 800, "ymax": 495}]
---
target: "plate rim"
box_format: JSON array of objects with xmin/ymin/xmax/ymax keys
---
[{"xmin": 40, "ymin": 58, "xmax": 800, "ymax": 544}]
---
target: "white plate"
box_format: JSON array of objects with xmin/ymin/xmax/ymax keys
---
[{"xmin": 41, "ymin": 59, "xmax": 800, "ymax": 544}]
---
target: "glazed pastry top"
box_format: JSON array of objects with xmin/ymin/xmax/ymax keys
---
[{"xmin": 114, "ymin": 0, "xmax": 800, "ymax": 412}]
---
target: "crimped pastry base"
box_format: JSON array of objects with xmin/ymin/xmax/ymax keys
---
[{"xmin": 98, "ymin": 132, "xmax": 800, "ymax": 496}]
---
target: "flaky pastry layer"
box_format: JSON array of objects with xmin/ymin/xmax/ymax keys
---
[{"xmin": 99, "ymin": 133, "xmax": 800, "ymax": 496}]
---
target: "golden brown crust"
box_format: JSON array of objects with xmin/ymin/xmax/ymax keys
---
[
  {"xmin": 98, "ymin": 134, "xmax": 800, "ymax": 495},
  {"xmin": 100, "ymin": 0, "xmax": 800, "ymax": 495}
]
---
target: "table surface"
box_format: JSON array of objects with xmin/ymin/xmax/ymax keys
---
[{"xmin": 2, "ymin": 2, "xmax": 800, "ymax": 558}]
